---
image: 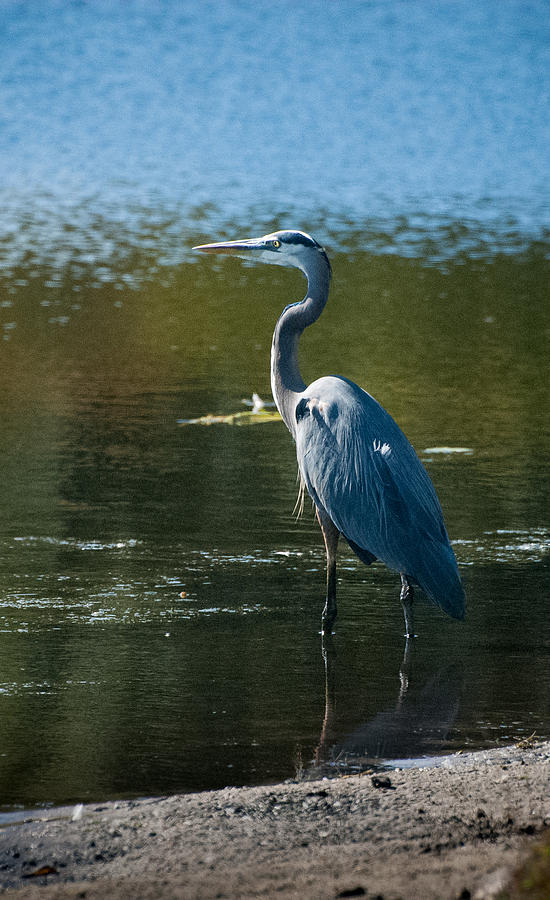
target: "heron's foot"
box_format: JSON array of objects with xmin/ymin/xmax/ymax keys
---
[
  {"xmin": 321, "ymin": 598, "xmax": 337, "ymax": 635},
  {"xmin": 321, "ymin": 618, "xmax": 336, "ymax": 636},
  {"xmin": 398, "ymin": 635, "xmax": 413, "ymax": 705},
  {"xmin": 321, "ymin": 630, "xmax": 336, "ymax": 663},
  {"xmin": 400, "ymin": 574, "xmax": 415, "ymax": 640}
]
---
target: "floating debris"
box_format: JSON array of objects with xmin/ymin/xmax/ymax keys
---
[
  {"xmin": 178, "ymin": 403, "xmax": 281, "ymax": 426},
  {"xmin": 241, "ymin": 392, "xmax": 277, "ymax": 412},
  {"xmin": 423, "ymin": 446, "xmax": 473, "ymax": 455},
  {"xmin": 515, "ymin": 732, "xmax": 539, "ymax": 750}
]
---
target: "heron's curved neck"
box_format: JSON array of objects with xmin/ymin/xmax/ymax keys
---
[{"xmin": 271, "ymin": 258, "xmax": 331, "ymax": 437}]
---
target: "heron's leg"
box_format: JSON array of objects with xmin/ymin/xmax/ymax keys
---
[
  {"xmin": 397, "ymin": 634, "xmax": 413, "ymax": 705},
  {"xmin": 400, "ymin": 574, "xmax": 416, "ymax": 640},
  {"xmin": 316, "ymin": 508, "xmax": 340, "ymax": 634},
  {"xmin": 314, "ymin": 634, "xmax": 336, "ymax": 765}
]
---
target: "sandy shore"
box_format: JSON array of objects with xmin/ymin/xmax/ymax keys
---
[{"xmin": 1, "ymin": 740, "xmax": 548, "ymax": 899}]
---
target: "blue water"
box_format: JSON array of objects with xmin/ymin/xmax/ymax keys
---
[{"xmin": 1, "ymin": 0, "xmax": 549, "ymax": 275}]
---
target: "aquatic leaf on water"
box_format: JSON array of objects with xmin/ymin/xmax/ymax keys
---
[
  {"xmin": 178, "ymin": 393, "xmax": 280, "ymax": 426},
  {"xmin": 178, "ymin": 410, "xmax": 281, "ymax": 426}
]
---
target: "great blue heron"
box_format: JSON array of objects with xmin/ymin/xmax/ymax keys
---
[{"xmin": 194, "ymin": 230, "xmax": 465, "ymax": 637}]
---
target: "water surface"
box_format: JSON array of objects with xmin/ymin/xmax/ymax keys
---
[{"xmin": 0, "ymin": 0, "xmax": 549, "ymax": 814}]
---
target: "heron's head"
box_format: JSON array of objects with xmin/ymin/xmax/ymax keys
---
[{"xmin": 193, "ymin": 230, "xmax": 331, "ymax": 278}]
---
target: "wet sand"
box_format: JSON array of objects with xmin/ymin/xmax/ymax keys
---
[{"xmin": 1, "ymin": 740, "xmax": 548, "ymax": 899}]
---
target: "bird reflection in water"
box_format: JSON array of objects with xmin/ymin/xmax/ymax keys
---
[{"xmin": 312, "ymin": 637, "xmax": 463, "ymax": 776}]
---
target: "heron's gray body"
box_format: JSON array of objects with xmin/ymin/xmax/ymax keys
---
[
  {"xmin": 293, "ymin": 374, "xmax": 464, "ymax": 619},
  {"xmin": 194, "ymin": 229, "xmax": 465, "ymax": 636}
]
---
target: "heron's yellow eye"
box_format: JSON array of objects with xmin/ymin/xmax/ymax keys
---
[{"xmin": 272, "ymin": 239, "xmax": 280, "ymax": 249}]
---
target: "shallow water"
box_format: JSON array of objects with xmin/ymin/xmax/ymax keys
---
[{"xmin": 0, "ymin": 0, "xmax": 549, "ymax": 814}]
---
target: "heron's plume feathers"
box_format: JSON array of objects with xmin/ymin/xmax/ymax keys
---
[{"xmin": 293, "ymin": 473, "xmax": 306, "ymax": 519}]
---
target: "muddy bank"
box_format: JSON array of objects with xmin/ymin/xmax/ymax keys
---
[{"xmin": 1, "ymin": 741, "xmax": 549, "ymax": 899}]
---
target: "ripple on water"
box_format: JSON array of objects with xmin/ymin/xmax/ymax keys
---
[
  {"xmin": 1, "ymin": 2, "xmax": 549, "ymax": 281},
  {"xmin": 453, "ymin": 528, "xmax": 550, "ymax": 565},
  {"xmin": 11, "ymin": 536, "xmax": 141, "ymax": 552},
  {"xmin": 0, "ymin": 538, "xmax": 317, "ymax": 630}
]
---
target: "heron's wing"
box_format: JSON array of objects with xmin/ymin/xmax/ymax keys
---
[{"xmin": 295, "ymin": 377, "xmax": 464, "ymax": 618}]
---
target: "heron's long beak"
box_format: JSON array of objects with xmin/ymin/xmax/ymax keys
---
[{"xmin": 192, "ymin": 238, "xmax": 262, "ymax": 256}]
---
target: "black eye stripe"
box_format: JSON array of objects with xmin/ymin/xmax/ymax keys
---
[{"xmin": 281, "ymin": 233, "xmax": 318, "ymax": 248}]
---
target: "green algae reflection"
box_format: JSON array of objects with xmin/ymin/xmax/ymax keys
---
[{"xmin": 178, "ymin": 394, "xmax": 281, "ymax": 426}]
